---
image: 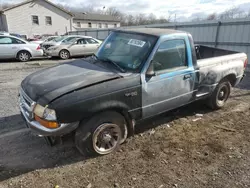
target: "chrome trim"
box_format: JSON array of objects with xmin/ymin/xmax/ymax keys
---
[
  {"xmin": 19, "ymin": 88, "xmax": 36, "ymax": 120},
  {"xmin": 19, "ymin": 88, "xmax": 79, "ymax": 136}
]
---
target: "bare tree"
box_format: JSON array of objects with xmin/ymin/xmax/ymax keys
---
[
  {"xmin": 206, "ymin": 13, "xmax": 217, "ymax": 20},
  {"xmin": 0, "ymin": 3, "xmax": 12, "ymax": 10},
  {"xmin": 219, "ymin": 7, "xmax": 245, "ymax": 19}
]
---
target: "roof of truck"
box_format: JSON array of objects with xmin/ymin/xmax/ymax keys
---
[{"xmin": 115, "ymin": 28, "xmax": 185, "ymax": 36}]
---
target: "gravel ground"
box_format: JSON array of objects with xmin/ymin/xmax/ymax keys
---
[{"xmin": 0, "ymin": 61, "xmax": 250, "ymax": 188}]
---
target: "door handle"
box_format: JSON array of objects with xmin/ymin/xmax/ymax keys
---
[{"xmin": 184, "ymin": 74, "xmax": 191, "ymax": 80}]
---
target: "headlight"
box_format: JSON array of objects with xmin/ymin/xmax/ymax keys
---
[
  {"xmin": 43, "ymin": 108, "xmax": 57, "ymax": 121},
  {"xmin": 34, "ymin": 104, "xmax": 57, "ymax": 121}
]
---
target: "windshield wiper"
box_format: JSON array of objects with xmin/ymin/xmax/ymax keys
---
[{"xmin": 101, "ymin": 58, "xmax": 126, "ymax": 73}]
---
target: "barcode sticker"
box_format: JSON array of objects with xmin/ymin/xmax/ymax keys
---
[{"xmin": 128, "ymin": 39, "xmax": 146, "ymax": 47}]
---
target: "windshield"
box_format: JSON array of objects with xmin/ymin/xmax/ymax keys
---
[
  {"xmin": 53, "ymin": 36, "xmax": 67, "ymax": 42},
  {"xmin": 96, "ymin": 32, "xmax": 157, "ymax": 72}
]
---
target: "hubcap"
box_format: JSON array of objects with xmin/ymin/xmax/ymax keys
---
[
  {"xmin": 93, "ymin": 123, "xmax": 121, "ymax": 155},
  {"xmin": 61, "ymin": 51, "xmax": 69, "ymax": 59},
  {"xmin": 20, "ymin": 53, "xmax": 29, "ymax": 61},
  {"xmin": 217, "ymin": 85, "xmax": 228, "ymax": 105}
]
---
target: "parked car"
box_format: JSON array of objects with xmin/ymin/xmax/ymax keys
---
[
  {"xmin": 45, "ymin": 37, "xmax": 102, "ymax": 59},
  {"xmin": 0, "ymin": 35, "xmax": 43, "ymax": 62},
  {"xmin": 19, "ymin": 28, "xmax": 247, "ymax": 156},
  {"xmin": 40, "ymin": 35, "xmax": 85, "ymax": 50}
]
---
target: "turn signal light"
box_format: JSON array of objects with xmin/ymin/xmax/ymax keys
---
[{"xmin": 35, "ymin": 115, "xmax": 59, "ymax": 129}]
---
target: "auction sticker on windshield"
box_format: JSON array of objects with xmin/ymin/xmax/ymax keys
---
[{"xmin": 128, "ymin": 39, "xmax": 146, "ymax": 47}]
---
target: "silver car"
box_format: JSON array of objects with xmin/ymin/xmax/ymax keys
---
[
  {"xmin": 0, "ymin": 35, "xmax": 43, "ymax": 62},
  {"xmin": 41, "ymin": 35, "xmax": 85, "ymax": 50},
  {"xmin": 45, "ymin": 37, "xmax": 102, "ymax": 59}
]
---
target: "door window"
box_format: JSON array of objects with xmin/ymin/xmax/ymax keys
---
[
  {"xmin": 77, "ymin": 39, "xmax": 87, "ymax": 44},
  {"xmin": 153, "ymin": 39, "xmax": 187, "ymax": 72},
  {"xmin": 0, "ymin": 37, "xmax": 12, "ymax": 44},
  {"xmin": 86, "ymin": 38, "xmax": 99, "ymax": 44}
]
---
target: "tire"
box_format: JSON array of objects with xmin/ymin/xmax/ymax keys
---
[
  {"xmin": 17, "ymin": 51, "xmax": 31, "ymax": 62},
  {"xmin": 75, "ymin": 111, "xmax": 127, "ymax": 156},
  {"xmin": 207, "ymin": 80, "xmax": 231, "ymax": 110},
  {"xmin": 59, "ymin": 50, "xmax": 70, "ymax": 60}
]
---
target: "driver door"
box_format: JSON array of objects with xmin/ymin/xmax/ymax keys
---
[{"xmin": 142, "ymin": 39, "xmax": 196, "ymax": 118}]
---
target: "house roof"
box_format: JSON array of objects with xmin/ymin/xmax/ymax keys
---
[
  {"xmin": 73, "ymin": 12, "xmax": 120, "ymax": 22},
  {"xmin": 2, "ymin": 0, "xmax": 73, "ymax": 16}
]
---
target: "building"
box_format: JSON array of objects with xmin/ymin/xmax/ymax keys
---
[
  {"xmin": 72, "ymin": 12, "xmax": 121, "ymax": 30},
  {"xmin": 0, "ymin": 0, "xmax": 73, "ymax": 38}
]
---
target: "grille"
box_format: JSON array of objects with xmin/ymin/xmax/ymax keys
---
[{"xmin": 19, "ymin": 88, "xmax": 36, "ymax": 121}]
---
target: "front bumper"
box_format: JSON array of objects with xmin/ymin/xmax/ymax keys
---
[
  {"xmin": 19, "ymin": 89, "xmax": 79, "ymax": 136},
  {"xmin": 44, "ymin": 49, "xmax": 59, "ymax": 57}
]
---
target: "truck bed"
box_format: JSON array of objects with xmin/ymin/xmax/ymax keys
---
[
  {"xmin": 195, "ymin": 45, "xmax": 247, "ymax": 98},
  {"xmin": 195, "ymin": 45, "xmax": 238, "ymax": 60}
]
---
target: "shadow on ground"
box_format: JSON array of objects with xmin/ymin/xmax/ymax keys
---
[{"xmin": 0, "ymin": 101, "xmax": 211, "ymax": 181}]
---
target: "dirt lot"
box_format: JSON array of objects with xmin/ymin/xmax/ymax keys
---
[{"xmin": 0, "ymin": 61, "xmax": 250, "ymax": 188}]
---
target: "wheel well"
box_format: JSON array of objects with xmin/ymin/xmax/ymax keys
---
[
  {"xmin": 221, "ymin": 74, "xmax": 237, "ymax": 86},
  {"xmin": 17, "ymin": 50, "xmax": 32, "ymax": 58},
  {"xmin": 82, "ymin": 108, "xmax": 134, "ymax": 137}
]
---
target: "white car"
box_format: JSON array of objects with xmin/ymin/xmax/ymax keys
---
[
  {"xmin": 45, "ymin": 37, "xmax": 102, "ymax": 59},
  {"xmin": 0, "ymin": 35, "xmax": 44, "ymax": 62}
]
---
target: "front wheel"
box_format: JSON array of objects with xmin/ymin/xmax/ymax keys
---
[
  {"xmin": 75, "ymin": 111, "xmax": 127, "ymax": 156},
  {"xmin": 207, "ymin": 80, "xmax": 231, "ymax": 110},
  {"xmin": 59, "ymin": 50, "xmax": 70, "ymax": 59}
]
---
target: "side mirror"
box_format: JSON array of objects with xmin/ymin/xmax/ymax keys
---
[{"xmin": 146, "ymin": 60, "xmax": 156, "ymax": 77}]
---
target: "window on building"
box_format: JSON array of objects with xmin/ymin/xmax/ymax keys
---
[
  {"xmin": 86, "ymin": 38, "xmax": 99, "ymax": 44},
  {"xmin": 45, "ymin": 16, "xmax": 52, "ymax": 25},
  {"xmin": 77, "ymin": 22, "xmax": 81, "ymax": 28},
  {"xmin": 88, "ymin": 22, "xmax": 92, "ymax": 28},
  {"xmin": 98, "ymin": 23, "xmax": 102, "ymax": 28},
  {"xmin": 114, "ymin": 23, "xmax": 117, "ymax": 28},
  {"xmin": 32, "ymin": 15, "xmax": 39, "ymax": 25},
  {"xmin": 105, "ymin": 23, "xmax": 108, "ymax": 28},
  {"xmin": 153, "ymin": 39, "xmax": 187, "ymax": 72}
]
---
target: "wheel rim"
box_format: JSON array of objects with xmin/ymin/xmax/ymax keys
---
[
  {"xmin": 60, "ymin": 51, "xmax": 69, "ymax": 59},
  {"xmin": 19, "ymin": 52, "xmax": 29, "ymax": 61},
  {"xmin": 217, "ymin": 85, "xmax": 229, "ymax": 105},
  {"xmin": 92, "ymin": 123, "xmax": 121, "ymax": 155}
]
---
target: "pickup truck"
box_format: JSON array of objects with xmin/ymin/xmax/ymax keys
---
[{"xmin": 19, "ymin": 28, "xmax": 248, "ymax": 156}]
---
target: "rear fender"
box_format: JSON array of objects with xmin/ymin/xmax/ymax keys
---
[{"xmin": 15, "ymin": 47, "xmax": 33, "ymax": 57}]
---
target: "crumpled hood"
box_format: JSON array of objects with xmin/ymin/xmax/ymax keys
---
[{"xmin": 21, "ymin": 59, "xmax": 121, "ymax": 105}]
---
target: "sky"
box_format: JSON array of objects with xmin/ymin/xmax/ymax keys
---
[{"xmin": 3, "ymin": 0, "xmax": 250, "ymax": 21}]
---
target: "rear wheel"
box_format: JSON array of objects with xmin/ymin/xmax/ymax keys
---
[
  {"xmin": 207, "ymin": 80, "xmax": 231, "ymax": 110},
  {"xmin": 75, "ymin": 111, "xmax": 127, "ymax": 156},
  {"xmin": 17, "ymin": 51, "xmax": 31, "ymax": 62},
  {"xmin": 59, "ymin": 50, "xmax": 70, "ymax": 59}
]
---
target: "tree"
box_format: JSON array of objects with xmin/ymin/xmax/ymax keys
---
[{"xmin": 206, "ymin": 13, "xmax": 217, "ymax": 20}]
